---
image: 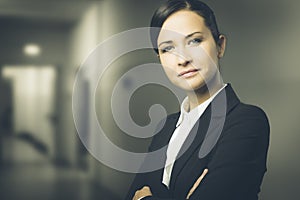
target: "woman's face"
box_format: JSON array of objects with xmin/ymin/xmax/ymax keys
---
[{"xmin": 157, "ymin": 10, "xmax": 226, "ymax": 91}]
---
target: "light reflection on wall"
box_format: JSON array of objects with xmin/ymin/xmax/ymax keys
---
[{"xmin": 2, "ymin": 66, "xmax": 56, "ymax": 157}]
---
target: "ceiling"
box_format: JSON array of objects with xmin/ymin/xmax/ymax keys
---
[
  {"xmin": 0, "ymin": 0, "xmax": 94, "ymax": 66},
  {"xmin": 0, "ymin": 0, "xmax": 91, "ymax": 24}
]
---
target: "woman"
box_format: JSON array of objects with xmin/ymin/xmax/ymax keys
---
[{"xmin": 127, "ymin": 0, "xmax": 270, "ymax": 199}]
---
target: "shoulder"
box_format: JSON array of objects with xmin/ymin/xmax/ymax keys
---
[
  {"xmin": 228, "ymin": 103, "xmax": 269, "ymax": 124},
  {"xmin": 166, "ymin": 111, "xmax": 180, "ymax": 120},
  {"xmin": 223, "ymin": 103, "xmax": 270, "ymax": 139},
  {"xmin": 155, "ymin": 111, "xmax": 180, "ymax": 131}
]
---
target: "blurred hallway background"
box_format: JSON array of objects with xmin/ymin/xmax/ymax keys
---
[{"xmin": 0, "ymin": 0, "xmax": 299, "ymax": 199}]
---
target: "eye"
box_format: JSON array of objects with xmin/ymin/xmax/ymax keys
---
[
  {"xmin": 159, "ymin": 46, "xmax": 174, "ymax": 54},
  {"xmin": 187, "ymin": 38, "xmax": 202, "ymax": 46}
]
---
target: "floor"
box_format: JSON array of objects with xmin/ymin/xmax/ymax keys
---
[{"xmin": 0, "ymin": 136, "xmax": 120, "ymax": 200}]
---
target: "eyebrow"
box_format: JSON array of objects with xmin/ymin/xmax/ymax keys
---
[
  {"xmin": 158, "ymin": 31, "xmax": 203, "ymax": 47},
  {"xmin": 186, "ymin": 31, "xmax": 203, "ymax": 38}
]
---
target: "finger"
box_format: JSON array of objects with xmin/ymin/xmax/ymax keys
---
[
  {"xmin": 133, "ymin": 186, "xmax": 152, "ymax": 200},
  {"xmin": 143, "ymin": 186, "xmax": 150, "ymax": 191},
  {"xmin": 186, "ymin": 168, "xmax": 209, "ymax": 199},
  {"xmin": 133, "ymin": 190, "xmax": 139, "ymax": 200}
]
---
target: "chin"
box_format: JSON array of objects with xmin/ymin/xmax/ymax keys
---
[
  {"xmin": 174, "ymin": 81, "xmax": 206, "ymax": 92},
  {"xmin": 185, "ymin": 79, "xmax": 206, "ymax": 90}
]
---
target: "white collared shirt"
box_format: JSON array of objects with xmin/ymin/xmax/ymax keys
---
[{"xmin": 162, "ymin": 84, "xmax": 227, "ymax": 188}]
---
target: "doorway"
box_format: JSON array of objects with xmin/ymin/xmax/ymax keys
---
[{"xmin": 1, "ymin": 65, "xmax": 56, "ymax": 163}]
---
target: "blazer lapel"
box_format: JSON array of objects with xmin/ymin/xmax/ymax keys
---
[
  {"xmin": 168, "ymin": 84, "xmax": 240, "ymax": 190},
  {"xmin": 169, "ymin": 105, "xmax": 212, "ymax": 190}
]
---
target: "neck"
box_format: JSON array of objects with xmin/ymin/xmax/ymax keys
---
[{"xmin": 187, "ymin": 74, "xmax": 224, "ymax": 111}]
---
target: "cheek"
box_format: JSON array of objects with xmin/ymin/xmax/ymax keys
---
[
  {"xmin": 160, "ymin": 56, "xmax": 177, "ymax": 74},
  {"xmin": 162, "ymin": 65, "xmax": 177, "ymax": 80},
  {"xmin": 204, "ymin": 43, "xmax": 219, "ymax": 62},
  {"xmin": 191, "ymin": 45, "xmax": 219, "ymax": 68},
  {"xmin": 208, "ymin": 48, "xmax": 219, "ymax": 62},
  {"xmin": 160, "ymin": 55, "xmax": 175, "ymax": 65}
]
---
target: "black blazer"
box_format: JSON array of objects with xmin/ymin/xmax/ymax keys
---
[{"xmin": 126, "ymin": 84, "xmax": 270, "ymax": 200}]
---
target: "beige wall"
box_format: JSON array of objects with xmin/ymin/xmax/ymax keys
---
[{"xmin": 56, "ymin": 1, "xmax": 103, "ymax": 166}]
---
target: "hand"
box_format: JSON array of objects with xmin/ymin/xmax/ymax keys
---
[
  {"xmin": 133, "ymin": 186, "xmax": 153, "ymax": 200},
  {"xmin": 186, "ymin": 168, "xmax": 209, "ymax": 199}
]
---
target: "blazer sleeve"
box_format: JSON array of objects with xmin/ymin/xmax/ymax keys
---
[
  {"xmin": 140, "ymin": 106, "xmax": 270, "ymax": 200},
  {"xmin": 125, "ymin": 117, "xmax": 174, "ymax": 200}
]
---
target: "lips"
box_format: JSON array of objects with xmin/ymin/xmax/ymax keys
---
[{"xmin": 178, "ymin": 68, "xmax": 200, "ymax": 77}]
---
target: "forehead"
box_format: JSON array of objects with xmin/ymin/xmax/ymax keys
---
[{"xmin": 158, "ymin": 10, "xmax": 208, "ymax": 42}]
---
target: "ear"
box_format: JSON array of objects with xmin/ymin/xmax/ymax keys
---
[{"xmin": 217, "ymin": 34, "xmax": 226, "ymax": 58}]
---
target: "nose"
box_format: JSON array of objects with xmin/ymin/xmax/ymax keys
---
[
  {"xmin": 176, "ymin": 51, "xmax": 192, "ymax": 67},
  {"xmin": 178, "ymin": 58, "xmax": 191, "ymax": 67}
]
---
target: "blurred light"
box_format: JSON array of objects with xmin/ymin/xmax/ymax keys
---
[{"xmin": 23, "ymin": 44, "xmax": 41, "ymax": 56}]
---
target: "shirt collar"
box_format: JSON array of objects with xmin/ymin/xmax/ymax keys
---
[{"xmin": 176, "ymin": 84, "xmax": 227, "ymax": 127}]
